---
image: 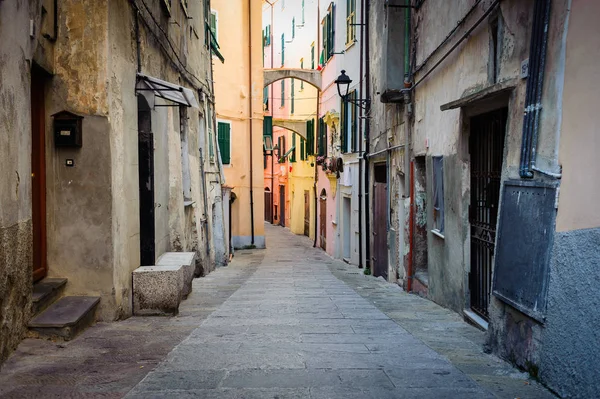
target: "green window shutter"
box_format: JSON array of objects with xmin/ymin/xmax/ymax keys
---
[
  {"xmin": 263, "ymin": 86, "xmax": 269, "ymax": 109},
  {"xmin": 300, "ymin": 137, "xmax": 305, "ymax": 160},
  {"xmin": 351, "ymin": 92, "xmax": 357, "ymax": 152},
  {"xmin": 302, "ymin": 0, "xmax": 305, "ymax": 24},
  {"xmin": 291, "ymin": 79, "xmax": 295, "ymax": 114},
  {"xmin": 264, "ymin": 115, "xmax": 273, "ymax": 137},
  {"xmin": 292, "ymin": 17, "xmax": 295, "ymax": 39},
  {"xmin": 318, "ymin": 118, "xmax": 327, "ymax": 156},
  {"xmin": 267, "ymin": 25, "xmax": 271, "ymax": 45},
  {"xmin": 217, "ymin": 122, "xmax": 231, "ymax": 164},
  {"xmin": 209, "ymin": 130, "xmax": 214, "ymax": 160},
  {"xmin": 210, "ymin": 12, "xmax": 217, "ymax": 38},
  {"xmin": 311, "ymin": 45, "xmax": 315, "ymax": 69},
  {"xmin": 280, "ymin": 80, "xmax": 285, "ymax": 107},
  {"xmin": 341, "ymin": 97, "xmax": 348, "ymax": 153},
  {"xmin": 291, "ymin": 133, "xmax": 296, "ymax": 162},
  {"xmin": 322, "ymin": 20, "xmax": 327, "ymax": 63},
  {"xmin": 281, "ymin": 33, "xmax": 285, "ymax": 66},
  {"xmin": 330, "ymin": 5, "xmax": 335, "ymax": 58},
  {"xmin": 300, "ymin": 60, "xmax": 304, "ymax": 89},
  {"xmin": 309, "ymin": 119, "xmax": 315, "ymax": 155}
]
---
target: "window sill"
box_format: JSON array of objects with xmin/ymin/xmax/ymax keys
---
[
  {"xmin": 184, "ymin": 200, "xmax": 195, "ymax": 207},
  {"xmin": 345, "ymin": 40, "xmax": 357, "ymax": 51},
  {"xmin": 431, "ymin": 229, "xmax": 445, "ymax": 239}
]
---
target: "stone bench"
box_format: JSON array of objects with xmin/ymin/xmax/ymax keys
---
[
  {"xmin": 133, "ymin": 265, "xmax": 184, "ymax": 316},
  {"xmin": 156, "ymin": 252, "xmax": 196, "ymax": 298}
]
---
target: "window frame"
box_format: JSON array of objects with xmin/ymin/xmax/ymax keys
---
[{"xmin": 432, "ymin": 155, "xmax": 445, "ymax": 236}]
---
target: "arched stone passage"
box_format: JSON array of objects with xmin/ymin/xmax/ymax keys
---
[
  {"xmin": 264, "ymin": 69, "xmax": 322, "ymax": 91},
  {"xmin": 273, "ymin": 118, "xmax": 310, "ymax": 139}
]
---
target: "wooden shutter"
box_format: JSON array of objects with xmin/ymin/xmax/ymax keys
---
[
  {"xmin": 264, "ymin": 115, "xmax": 273, "ymax": 137},
  {"xmin": 217, "ymin": 122, "xmax": 230, "ymax": 164},
  {"xmin": 351, "ymin": 92, "xmax": 357, "ymax": 152},
  {"xmin": 281, "ymin": 80, "xmax": 285, "ymax": 107},
  {"xmin": 281, "ymin": 33, "xmax": 285, "ymax": 66},
  {"xmin": 291, "ymin": 133, "xmax": 296, "ymax": 162},
  {"xmin": 291, "ymin": 79, "xmax": 295, "ymax": 114},
  {"xmin": 210, "ymin": 12, "xmax": 217, "ymax": 38},
  {"xmin": 300, "ymin": 137, "xmax": 305, "ymax": 160},
  {"xmin": 330, "ymin": 4, "xmax": 335, "ymax": 58},
  {"xmin": 340, "ymin": 97, "xmax": 348, "ymax": 153}
]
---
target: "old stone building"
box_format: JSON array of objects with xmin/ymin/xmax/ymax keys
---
[
  {"xmin": 0, "ymin": 0, "xmax": 227, "ymax": 364},
  {"xmin": 367, "ymin": 0, "xmax": 599, "ymax": 397}
]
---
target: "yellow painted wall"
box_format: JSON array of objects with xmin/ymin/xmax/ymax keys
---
[
  {"xmin": 556, "ymin": 0, "xmax": 600, "ymax": 232},
  {"xmin": 213, "ymin": 0, "xmax": 265, "ymax": 247}
]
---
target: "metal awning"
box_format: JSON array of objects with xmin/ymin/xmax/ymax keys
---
[{"xmin": 136, "ymin": 73, "xmax": 199, "ymax": 109}]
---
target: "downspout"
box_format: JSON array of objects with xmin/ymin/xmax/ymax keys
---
[
  {"xmin": 267, "ymin": 0, "xmax": 275, "ymax": 218},
  {"xmin": 404, "ymin": 0, "xmax": 413, "ymax": 291},
  {"xmin": 135, "ymin": 10, "xmax": 141, "ymax": 73},
  {"xmin": 519, "ymin": 0, "xmax": 558, "ymax": 178},
  {"xmin": 314, "ymin": 0, "xmax": 321, "ymax": 248},
  {"xmin": 358, "ymin": 0, "xmax": 365, "ymax": 268},
  {"xmin": 248, "ymin": 0, "xmax": 255, "ymax": 244},
  {"xmin": 364, "ymin": 0, "xmax": 371, "ymax": 269}
]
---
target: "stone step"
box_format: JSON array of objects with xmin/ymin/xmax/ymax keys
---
[
  {"xmin": 28, "ymin": 296, "xmax": 100, "ymax": 340},
  {"xmin": 32, "ymin": 278, "xmax": 68, "ymax": 316}
]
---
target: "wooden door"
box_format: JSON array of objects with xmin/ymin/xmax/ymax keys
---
[
  {"xmin": 279, "ymin": 185, "xmax": 285, "ymax": 227},
  {"xmin": 264, "ymin": 191, "xmax": 273, "ymax": 223},
  {"xmin": 304, "ymin": 190, "xmax": 310, "ymax": 237},
  {"xmin": 319, "ymin": 195, "xmax": 327, "ymax": 250},
  {"xmin": 373, "ymin": 182, "xmax": 388, "ymax": 280},
  {"xmin": 138, "ymin": 96, "xmax": 155, "ymax": 266},
  {"xmin": 31, "ymin": 67, "xmax": 47, "ymax": 282}
]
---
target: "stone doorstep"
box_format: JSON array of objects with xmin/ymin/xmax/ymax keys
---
[
  {"xmin": 133, "ymin": 265, "xmax": 185, "ymax": 316},
  {"xmin": 32, "ymin": 278, "xmax": 68, "ymax": 316},
  {"xmin": 156, "ymin": 252, "xmax": 196, "ymax": 298},
  {"xmin": 28, "ymin": 296, "xmax": 100, "ymax": 340}
]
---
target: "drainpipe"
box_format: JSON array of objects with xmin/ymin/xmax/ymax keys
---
[
  {"xmin": 519, "ymin": 0, "xmax": 558, "ymax": 178},
  {"xmin": 357, "ymin": 0, "xmax": 365, "ymax": 268},
  {"xmin": 364, "ymin": 0, "xmax": 371, "ymax": 269},
  {"xmin": 404, "ymin": 0, "xmax": 413, "ymax": 290},
  {"xmin": 248, "ymin": 0, "xmax": 255, "ymax": 244},
  {"xmin": 314, "ymin": 0, "xmax": 321, "ymax": 248}
]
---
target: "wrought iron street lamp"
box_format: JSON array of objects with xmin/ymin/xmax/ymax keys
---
[{"xmin": 335, "ymin": 70, "xmax": 370, "ymax": 109}]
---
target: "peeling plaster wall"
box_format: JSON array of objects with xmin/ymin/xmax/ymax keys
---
[{"xmin": 0, "ymin": 0, "xmax": 50, "ymax": 364}]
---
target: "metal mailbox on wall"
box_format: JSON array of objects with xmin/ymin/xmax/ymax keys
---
[{"xmin": 52, "ymin": 110, "xmax": 83, "ymax": 148}]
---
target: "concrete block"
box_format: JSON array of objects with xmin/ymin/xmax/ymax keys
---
[
  {"xmin": 156, "ymin": 252, "xmax": 196, "ymax": 298},
  {"xmin": 133, "ymin": 265, "xmax": 184, "ymax": 316}
]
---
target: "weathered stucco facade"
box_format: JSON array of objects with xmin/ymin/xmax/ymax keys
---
[
  {"xmin": 0, "ymin": 0, "xmax": 226, "ymax": 365},
  {"xmin": 396, "ymin": 0, "xmax": 599, "ymax": 396}
]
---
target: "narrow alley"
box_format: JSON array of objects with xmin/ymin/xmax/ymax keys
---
[{"xmin": 0, "ymin": 224, "xmax": 554, "ymax": 398}]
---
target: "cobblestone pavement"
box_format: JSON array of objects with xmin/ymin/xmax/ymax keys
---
[{"xmin": 1, "ymin": 223, "xmax": 555, "ymax": 398}]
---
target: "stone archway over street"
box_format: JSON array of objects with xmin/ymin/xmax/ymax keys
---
[{"xmin": 264, "ymin": 68, "xmax": 322, "ymax": 91}]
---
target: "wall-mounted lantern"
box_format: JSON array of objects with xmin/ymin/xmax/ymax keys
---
[
  {"xmin": 52, "ymin": 111, "xmax": 83, "ymax": 148},
  {"xmin": 335, "ymin": 70, "xmax": 370, "ymax": 110}
]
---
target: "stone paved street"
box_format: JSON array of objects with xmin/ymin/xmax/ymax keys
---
[{"xmin": 0, "ymin": 223, "xmax": 555, "ymax": 398}]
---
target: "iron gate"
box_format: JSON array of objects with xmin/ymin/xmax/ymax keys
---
[{"xmin": 469, "ymin": 108, "xmax": 507, "ymax": 320}]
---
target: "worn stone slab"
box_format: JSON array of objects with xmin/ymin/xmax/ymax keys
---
[
  {"xmin": 133, "ymin": 265, "xmax": 184, "ymax": 316},
  {"xmin": 28, "ymin": 296, "xmax": 100, "ymax": 340}
]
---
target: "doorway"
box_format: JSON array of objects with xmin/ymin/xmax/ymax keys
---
[
  {"xmin": 469, "ymin": 107, "xmax": 507, "ymax": 320},
  {"xmin": 373, "ymin": 164, "xmax": 388, "ymax": 279},
  {"xmin": 31, "ymin": 66, "xmax": 48, "ymax": 282},
  {"xmin": 264, "ymin": 187, "xmax": 273, "ymax": 222},
  {"xmin": 304, "ymin": 190, "xmax": 310, "ymax": 237},
  {"xmin": 138, "ymin": 95, "xmax": 155, "ymax": 266},
  {"xmin": 319, "ymin": 189, "xmax": 327, "ymax": 250},
  {"xmin": 279, "ymin": 185, "xmax": 285, "ymax": 227},
  {"xmin": 343, "ymin": 196, "xmax": 351, "ymax": 260}
]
